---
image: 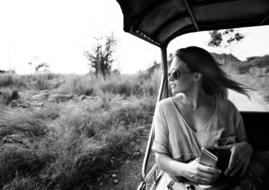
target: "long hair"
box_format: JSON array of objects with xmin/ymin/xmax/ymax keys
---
[{"xmin": 175, "ymin": 46, "xmax": 249, "ymax": 98}]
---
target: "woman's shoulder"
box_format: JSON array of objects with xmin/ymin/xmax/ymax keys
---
[
  {"xmin": 216, "ymin": 97, "xmax": 238, "ymax": 111},
  {"xmin": 154, "ymin": 98, "xmax": 174, "ymax": 117},
  {"xmin": 157, "ymin": 97, "xmax": 173, "ymax": 109}
]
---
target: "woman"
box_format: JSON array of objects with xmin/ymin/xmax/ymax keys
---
[{"xmin": 152, "ymin": 46, "xmax": 264, "ymax": 190}]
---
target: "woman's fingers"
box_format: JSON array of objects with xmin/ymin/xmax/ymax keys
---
[
  {"xmin": 239, "ymin": 160, "xmax": 250, "ymax": 177},
  {"xmin": 196, "ymin": 164, "xmax": 221, "ymax": 183},
  {"xmin": 186, "ymin": 160, "xmax": 220, "ymax": 184},
  {"xmin": 229, "ymin": 162, "xmax": 243, "ymax": 176},
  {"xmin": 224, "ymin": 145, "xmax": 237, "ymax": 176},
  {"xmin": 224, "ymin": 142, "xmax": 253, "ymax": 177},
  {"xmin": 225, "ymin": 157, "xmax": 240, "ymax": 176},
  {"xmin": 199, "ymin": 164, "xmax": 222, "ymax": 175},
  {"xmin": 196, "ymin": 170, "xmax": 215, "ymax": 179},
  {"xmin": 190, "ymin": 173, "xmax": 217, "ymax": 184},
  {"xmin": 186, "ymin": 158, "xmax": 223, "ymax": 184}
]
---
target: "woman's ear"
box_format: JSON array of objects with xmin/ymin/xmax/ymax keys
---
[{"xmin": 193, "ymin": 73, "xmax": 202, "ymax": 81}]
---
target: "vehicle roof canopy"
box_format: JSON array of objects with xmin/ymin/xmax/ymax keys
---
[{"xmin": 116, "ymin": 0, "xmax": 269, "ymax": 48}]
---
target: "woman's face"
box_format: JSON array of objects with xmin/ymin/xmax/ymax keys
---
[{"xmin": 169, "ymin": 56, "xmax": 195, "ymax": 95}]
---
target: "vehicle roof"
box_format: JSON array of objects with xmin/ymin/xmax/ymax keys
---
[{"xmin": 116, "ymin": 0, "xmax": 269, "ymax": 48}]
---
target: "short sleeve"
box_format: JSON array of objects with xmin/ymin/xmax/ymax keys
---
[
  {"xmin": 152, "ymin": 102, "xmax": 169, "ymax": 155},
  {"xmin": 229, "ymin": 101, "xmax": 247, "ymax": 142}
]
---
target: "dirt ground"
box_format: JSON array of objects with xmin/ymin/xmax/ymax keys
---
[{"xmin": 94, "ymin": 129, "xmax": 155, "ymax": 190}]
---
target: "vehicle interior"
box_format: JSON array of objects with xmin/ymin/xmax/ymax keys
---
[{"xmin": 115, "ymin": 0, "xmax": 269, "ymax": 189}]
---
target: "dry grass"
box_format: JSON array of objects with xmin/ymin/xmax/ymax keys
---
[
  {"xmin": 0, "ymin": 74, "xmax": 26, "ymax": 89},
  {"xmin": 2, "ymin": 59, "xmax": 268, "ymax": 189},
  {"xmin": 0, "ymin": 93, "xmax": 155, "ymax": 189}
]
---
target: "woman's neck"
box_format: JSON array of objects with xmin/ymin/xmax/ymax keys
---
[{"xmin": 177, "ymin": 88, "xmax": 208, "ymax": 111}]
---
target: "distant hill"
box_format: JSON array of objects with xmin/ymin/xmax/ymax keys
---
[
  {"xmin": 238, "ymin": 55, "xmax": 269, "ymax": 74},
  {"xmin": 211, "ymin": 53, "xmax": 269, "ymax": 74},
  {"xmin": 145, "ymin": 53, "xmax": 269, "ymax": 75},
  {"xmin": 211, "ymin": 53, "xmax": 240, "ymax": 65}
]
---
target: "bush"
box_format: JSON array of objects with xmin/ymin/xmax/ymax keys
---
[
  {"xmin": 0, "ymin": 110, "xmax": 48, "ymax": 140},
  {"xmin": 96, "ymin": 73, "xmax": 160, "ymax": 97},
  {"xmin": 0, "ymin": 72, "xmax": 158, "ymax": 189},
  {"xmin": 56, "ymin": 74, "xmax": 96, "ymax": 95},
  {"xmin": 0, "ymin": 145, "xmax": 54, "ymax": 188},
  {"xmin": 2, "ymin": 176, "xmax": 45, "ymax": 190},
  {"xmin": 0, "ymin": 74, "xmax": 26, "ymax": 89},
  {"xmin": 35, "ymin": 96, "xmax": 154, "ymax": 189},
  {"xmin": 104, "ymin": 127, "xmax": 135, "ymax": 155},
  {"xmin": 29, "ymin": 74, "xmax": 59, "ymax": 90},
  {"xmin": 110, "ymin": 98, "xmax": 155, "ymax": 126},
  {"xmin": 0, "ymin": 89, "xmax": 19, "ymax": 105}
]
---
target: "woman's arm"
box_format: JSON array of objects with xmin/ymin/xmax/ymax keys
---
[
  {"xmin": 155, "ymin": 153, "xmax": 222, "ymax": 185},
  {"xmin": 155, "ymin": 152, "xmax": 186, "ymax": 177},
  {"xmin": 224, "ymin": 141, "xmax": 253, "ymax": 177},
  {"xmin": 224, "ymin": 102, "xmax": 253, "ymax": 178}
]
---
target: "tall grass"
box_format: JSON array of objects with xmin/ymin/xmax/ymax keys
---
[
  {"xmin": 0, "ymin": 88, "xmax": 19, "ymax": 105},
  {"xmin": 98, "ymin": 74, "xmax": 153, "ymax": 97},
  {"xmin": 55, "ymin": 72, "xmax": 160, "ymax": 98},
  {"xmin": 0, "ymin": 110, "xmax": 53, "ymax": 188},
  {"xmin": 0, "ymin": 73, "xmax": 61, "ymax": 91},
  {"xmin": 0, "ymin": 94, "xmax": 156, "ymax": 189},
  {"xmin": 0, "ymin": 74, "xmax": 26, "ymax": 89},
  {"xmin": 0, "ymin": 71, "xmax": 161, "ymax": 97},
  {"xmin": 55, "ymin": 74, "xmax": 96, "ymax": 95}
]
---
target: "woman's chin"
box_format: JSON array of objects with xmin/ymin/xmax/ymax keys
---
[{"xmin": 172, "ymin": 89, "xmax": 181, "ymax": 96}]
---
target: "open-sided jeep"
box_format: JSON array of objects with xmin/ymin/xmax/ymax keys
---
[{"xmin": 115, "ymin": 0, "xmax": 269, "ymax": 189}]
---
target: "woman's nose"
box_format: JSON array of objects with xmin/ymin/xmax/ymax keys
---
[{"xmin": 168, "ymin": 73, "xmax": 174, "ymax": 81}]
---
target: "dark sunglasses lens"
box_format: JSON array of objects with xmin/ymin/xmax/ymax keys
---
[
  {"xmin": 173, "ymin": 71, "xmax": 181, "ymax": 79},
  {"xmin": 169, "ymin": 70, "xmax": 181, "ymax": 80},
  {"xmin": 168, "ymin": 71, "xmax": 181, "ymax": 80}
]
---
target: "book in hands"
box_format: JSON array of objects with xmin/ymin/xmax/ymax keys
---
[
  {"xmin": 199, "ymin": 147, "xmax": 218, "ymax": 168},
  {"xmin": 198, "ymin": 148, "xmax": 218, "ymax": 189},
  {"xmin": 209, "ymin": 148, "xmax": 231, "ymax": 173}
]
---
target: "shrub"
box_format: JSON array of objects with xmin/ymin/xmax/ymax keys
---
[
  {"xmin": 96, "ymin": 73, "xmax": 159, "ymax": 97},
  {"xmin": 32, "ymin": 95, "xmax": 155, "ymax": 189},
  {"xmin": 110, "ymin": 97, "xmax": 155, "ymax": 127},
  {"xmin": 0, "ymin": 89, "xmax": 19, "ymax": 105},
  {"xmin": 0, "ymin": 110, "xmax": 48, "ymax": 140},
  {"xmin": 0, "ymin": 72, "xmax": 158, "ymax": 189},
  {"xmin": 29, "ymin": 74, "xmax": 54, "ymax": 90},
  {"xmin": 0, "ymin": 74, "xmax": 26, "ymax": 89},
  {"xmin": 0, "ymin": 144, "xmax": 54, "ymax": 188},
  {"xmin": 103, "ymin": 127, "xmax": 135, "ymax": 155},
  {"xmin": 33, "ymin": 104, "xmax": 61, "ymax": 121},
  {"xmin": 56, "ymin": 74, "xmax": 96, "ymax": 95},
  {"xmin": 2, "ymin": 176, "xmax": 45, "ymax": 190}
]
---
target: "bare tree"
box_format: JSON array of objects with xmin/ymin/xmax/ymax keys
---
[
  {"xmin": 84, "ymin": 33, "xmax": 117, "ymax": 78},
  {"xmin": 28, "ymin": 62, "xmax": 50, "ymax": 73}
]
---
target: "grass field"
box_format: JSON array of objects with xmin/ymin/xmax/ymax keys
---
[
  {"xmin": 0, "ymin": 54, "xmax": 268, "ymax": 189},
  {"xmin": 0, "ymin": 70, "xmax": 161, "ymax": 190}
]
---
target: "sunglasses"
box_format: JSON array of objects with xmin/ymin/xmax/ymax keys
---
[{"xmin": 168, "ymin": 70, "xmax": 191, "ymax": 80}]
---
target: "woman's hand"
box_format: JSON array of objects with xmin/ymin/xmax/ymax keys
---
[
  {"xmin": 216, "ymin": 141, "xmax": 253, "ymax": 178},
  {"xmin": 183, "ymin": 158, "xmax": 222, "ymax": 185}
]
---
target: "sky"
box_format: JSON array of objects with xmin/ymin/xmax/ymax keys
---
[{"xmin": 0, "ymin": 0, "xmax": 269, "ymax": 74}]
